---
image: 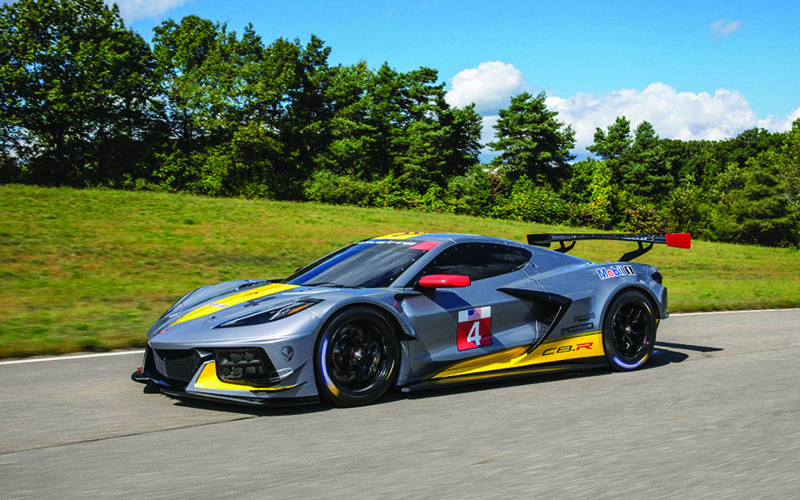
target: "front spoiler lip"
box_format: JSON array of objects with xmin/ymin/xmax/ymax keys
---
[
  {"xmin": 132, "ymin": 369, "xmax": 317, "ymax": 407},
  {"xmin": 160, "ymin": 387, "xmax": 319, "ymax": 407}
]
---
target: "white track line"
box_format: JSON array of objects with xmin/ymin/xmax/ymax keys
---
[
  {"xmin": 671, "ymin": 308, "xmax": 800, "ymax": 317},
  {"xmin": 0, "ymin": 349, "xmax": 142, "ymax": 366},
  {"xmin": 1, "ymin": 308, "xmax": 798, "ymax": 366}
]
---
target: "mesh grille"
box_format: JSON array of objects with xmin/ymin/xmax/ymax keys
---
[
  {"xmin": 215, "ymin": 348, "xmax": 278, "ymax": 384},
  {"xmin": 153, "ymin": 349, "xmax": 201, "ymax": 382}
]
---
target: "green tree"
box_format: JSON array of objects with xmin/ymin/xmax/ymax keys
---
[
  {"xmin": 711, "ymin": 120, "xmax": 800, "ymax": 247},
  {"xmin": 315, "ymin": 61, "xmax": 377, "ymax": 177},
  {"xmin": 0, "ymin": 0, "xmax": 157, "ymax": 185},
  {"xmin": 446, "ymin": 166, "xmax": 494, "ymax": 216},
  {"xmin": 588, "ymin": 116, "xmax": 632, "ymax": 162},
  {"xmin": 397, "ymin": 67, "xmax": 481, "ymax": 190},
  {"xmin": 152, "ymin": 18, "xmax": 318, "ymax": 197},
  {"xmin": 562, "ymin": 159, "xmax": 615, "ymax": 228},
  {"xmin": 777, "ymin": 120, "xmax": 800, "ymax": 215},
  {"xmin": 488, "ymin": 91, "xmax": 575, "ymax": 185},
  {"xmin": 619, "ymin": 121, "xmax": 673, "ymax": 199},
  {"xmin": 275, "ymin": 35, "xmax": 334, "ymax": 198},
  {"xmin": 315, "ymin": 63, "xmax": 481, "ymax": 194},
  {"xmin": 152, "ymin": 15, "xmax": 221, "ymax": 144}
]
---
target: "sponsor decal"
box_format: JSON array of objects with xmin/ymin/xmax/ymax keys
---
[
  {"xmin": 542, "ymin": 341, "xmax": 594, "ymax": 356},
  {"xmin": 428, "ymin": 332, "xmax": 604, "ymax": 380},
  {"xmin": 560, "ymin": 322, "xmax": 594, "ymax": 335},
  {"xmin": 596, "ymin": 265, "xmax": 636, "ymax": 280},
  {"xmin": 281, "ymin": 346, "xmax": 294, "ymax": 362},
  {"xmin": 457, "ymin": 306, "xmax": 492, "ymax": 351},
  {"xmin": 573, "ymin": 312, "xmax": 596, "ymax": 323},
  {"xmin": 362, "ymin": 239, "xmax": 415, "ymax": 246}
]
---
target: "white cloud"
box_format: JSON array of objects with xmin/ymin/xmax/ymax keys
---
[
  {"xmin": 106, "ymin": 0, "xmax": 188, "ymax": 22},
  {"xmin": 545, "ymin": 82, "xmax": 798, "ymax": 155},
  {"xmin": 445, "ymin": 61, "xmax": 526, "ymax": 115},
  {"xmin": 710, "ymin": 19, "xmax": 742, "ymax": 39},
  {"xmin": 480, "ymin": 115, "xmax": 499, "ymax": 145},
  {"xmin": 448, "ymin": 62, "xmax": 797, "ymax": 155}
]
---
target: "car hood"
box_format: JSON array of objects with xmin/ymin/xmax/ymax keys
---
[{"xmin": 146, "ymin": 280, "xmax": 335, "ymax": 343}]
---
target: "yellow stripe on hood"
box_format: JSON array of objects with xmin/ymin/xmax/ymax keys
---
[
  {"xmin": 372, "ymin": 232, "xmax": 427, "ymax": 240},
  {"xmin": 171, "ymin": 283, "xmax": 298, "ymax": 325}
]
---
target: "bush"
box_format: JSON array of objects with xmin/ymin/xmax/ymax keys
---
[
  {"xmin": 304, "ymin": 170, "xmax": 377, "ymax": 206},
  {"xmin": 445, "ymin": 167, "xmax": 494, "ymax": 216},
  {"xmin": 492, "ymin": 176, "xmax": 568, "ymax": 223}
]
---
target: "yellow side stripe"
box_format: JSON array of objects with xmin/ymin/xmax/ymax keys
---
[
  {"xmin": 194, "ymin": 362, "xmax": 298, "ymax": 392},
  {"xmin": 171, "ymin": 283, "xmax": 298, "ymax": 325},
  {"xmin": 430, "ymin": 332, "xmax": 604, "ymax": 380}
]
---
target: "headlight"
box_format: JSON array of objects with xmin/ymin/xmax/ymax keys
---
[{"xmin": 215, "ymin": 298, "xmax": 323, "ymax": 328}]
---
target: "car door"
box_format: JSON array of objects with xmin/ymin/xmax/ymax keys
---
[{"xmin": 400, "ymin": 242, "xmax": 549, "ymax": 379}]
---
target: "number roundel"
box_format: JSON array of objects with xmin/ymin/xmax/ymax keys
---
[{"xmin": 457, "ymin": 306, "xmax": 492, "ymax": 351}]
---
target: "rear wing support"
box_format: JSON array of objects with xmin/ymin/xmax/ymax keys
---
[{"xmin": 527, "ymin": 233, "xmax": 691, "ymax": 262}]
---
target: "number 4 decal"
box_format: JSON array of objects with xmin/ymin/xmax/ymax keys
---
[{"xmin": 457, "ymin": 306, "xmax": 492, "ymax": 351}]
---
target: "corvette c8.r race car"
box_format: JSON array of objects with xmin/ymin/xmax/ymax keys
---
[{"xmin": 132, "ymin": 231, "xmax": 691, "ymax": 407}]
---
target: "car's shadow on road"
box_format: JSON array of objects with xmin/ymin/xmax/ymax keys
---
[
  {"xmin": 159, "ymin": 343, "xmax": 720, "ymax": 415},
  {"xmin": 401, "ymin": 343, "xmax": 719, "ymax": 402}
]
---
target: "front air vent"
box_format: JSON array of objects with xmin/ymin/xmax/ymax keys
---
[
  {"xmin": 153, "ymin": 349, "xmax": 202, "ymax": 383},
  {"xmin": 215, "ymin": 348, "xmax": 279, "ymax": 385}
]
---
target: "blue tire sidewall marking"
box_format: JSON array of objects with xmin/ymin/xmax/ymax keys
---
[
  {"xmin": 613, "ymin": 353, "xmax": 648, "ymax": 370},
  {"xmin": 320, "ymin": 336, "xmax": 336, "ymax": 392}
]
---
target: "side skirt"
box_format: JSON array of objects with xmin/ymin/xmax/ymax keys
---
[{"xmin": 399, "ymin": 357, "xmax": 607, "ymax": 393}]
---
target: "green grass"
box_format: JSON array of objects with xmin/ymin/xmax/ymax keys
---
[{"xmin": 2, "ymin": 184, "xmax": 799, "ymax": 358}]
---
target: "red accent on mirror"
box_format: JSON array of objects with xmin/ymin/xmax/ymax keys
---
[
  {"xmin": 418, "ymin": 274, "xmax": 471, "ymax": 289},
  {"xmin": 665, "ymin": 233, "xmax": 692, "ymax": 249}
]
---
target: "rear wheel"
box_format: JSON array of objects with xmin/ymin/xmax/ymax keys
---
[
  {"xmin": 314, "ymin": 307, "xmax": 399, "ymax": 407},
  {"xmin": 603, "ymin": 291, "xmax": 656, "ymax": 371}
]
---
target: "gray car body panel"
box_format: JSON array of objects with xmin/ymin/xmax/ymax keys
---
[{"xmin": 139, "ymin": 232, "xmax": 669, "ymax": 404}]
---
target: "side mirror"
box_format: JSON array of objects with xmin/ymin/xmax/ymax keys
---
[{"xmin": 417, "ymin": 274, "xmax": 471, "ymax": 289}]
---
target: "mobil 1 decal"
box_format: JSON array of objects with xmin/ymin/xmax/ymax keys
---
[
  {"xmin": 596, "ymin": 265, "xmax": 635, "ymax": 280},
  {"xmin": 457, "ymin": 306, "xmax": 492, "ymax": 351}
]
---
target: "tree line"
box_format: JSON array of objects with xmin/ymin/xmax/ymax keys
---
[{"xmin": 1, "ymin": 0, "xmax": 798, "ymax": 247}]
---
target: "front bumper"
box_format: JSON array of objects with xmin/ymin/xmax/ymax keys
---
[{"xmin": 133, "ymin": 344, "xmax": 319, "ymax": 406}]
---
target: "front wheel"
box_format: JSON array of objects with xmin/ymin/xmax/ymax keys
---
[
  {"xmin": 314, "ymin": 307, "xmax": 399, "ymax": 407},
  {"xmin": 603, "ymin": 291, "xmax": 657, "ymax": 371}
]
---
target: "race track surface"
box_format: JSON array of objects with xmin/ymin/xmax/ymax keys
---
[{"xmin": 2, "ymin": 310, "xmax": 799, "ymax": 499}]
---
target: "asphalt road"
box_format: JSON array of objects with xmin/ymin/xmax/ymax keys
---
[{"xmin": 2, "ymin": 309, "xmax": 799, "ymax": 499}]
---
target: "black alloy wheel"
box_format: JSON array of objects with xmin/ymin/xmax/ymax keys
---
[
  {"xmin": 602, "ymin": 290, "xmax": 657, "ymax": 371},
  {"xmin": 314, "ymin": 307, "xmax": 399, "ymax": 407}
]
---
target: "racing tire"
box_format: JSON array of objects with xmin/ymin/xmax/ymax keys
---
[
  {"xmin": 314, "ymin": 307, "xmax": 399, "ymax": 407},
  {"xmin": 602, "ymin": 290, "xmax": 657, "ymax": 371}
]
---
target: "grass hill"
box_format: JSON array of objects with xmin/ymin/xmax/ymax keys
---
[{"xmin": 2, "ymin": 184, "xmax": 799, "ymax": 358}]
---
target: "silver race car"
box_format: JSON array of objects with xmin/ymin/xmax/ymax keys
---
[{"xmin": 132, "ymin": 231, "xmax": 691, "ymax": 407}]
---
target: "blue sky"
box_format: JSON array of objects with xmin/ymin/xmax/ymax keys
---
[{"xmin": 113, "ymin": 0, "xmax": 799, "ymax": 152}]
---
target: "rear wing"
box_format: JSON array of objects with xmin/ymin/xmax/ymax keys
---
[{"xmin": 527, "ymin": 233, "xmax": 691, "ymax": 262}]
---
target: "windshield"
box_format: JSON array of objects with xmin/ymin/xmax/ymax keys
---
[{"xmin": 286, "ymin": 240, "xmax": 436, "ymax": 288}]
